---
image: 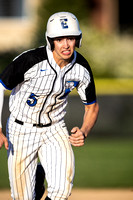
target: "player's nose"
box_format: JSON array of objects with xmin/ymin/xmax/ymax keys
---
[{"xmin": 63, "ymin": 39, "xmax": 69, "ymax": 48}]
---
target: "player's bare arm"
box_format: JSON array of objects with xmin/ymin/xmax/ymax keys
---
[
  {"xmin": 0, "ymin": 128, "xmax": 8, "ymax": 150},
  {"xmin": 69, "ymin": 102, "xmax": 99, "ymax": 147}
]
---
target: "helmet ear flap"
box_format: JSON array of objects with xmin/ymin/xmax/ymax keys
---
[
  {"xmin": 47, "ymin": 37, "xmax": 54, "ymax": 50},
  {"xmin": 75, "ymin": 34, "xmax": 82, "ymax": 48},
  {"xmin": 45, "ymin": 32, "xmax": 54, "ymax": 50}
]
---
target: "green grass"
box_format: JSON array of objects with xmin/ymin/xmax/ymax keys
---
[
  {"xmin": 0, "ymin": 139, "xmax": 133, "ymax": 189},
  {"xmin": 73, "ymin": 138, "xmax": 133, "ymax": 188},
  {"xmin": 0, "ymin": 147, "xmax": 10, "ymax": 189}
]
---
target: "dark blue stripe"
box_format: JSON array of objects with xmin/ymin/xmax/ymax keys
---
[
  {"xmin": 84, "ymin": 100, "xmax": 96, "ymax": 105},
  {"xmin": 0, "ymin": 79, "xmax": 12, "ymax": 90}
]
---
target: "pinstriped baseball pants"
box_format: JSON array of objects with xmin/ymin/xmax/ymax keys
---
[{"xmin": 6, "ymin": 115, "xmax": 75, "ymax": 200}]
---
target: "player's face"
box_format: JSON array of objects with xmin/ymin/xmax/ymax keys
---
[{"xmin": 53, "ymin": 36, "xmax": 76, "ymax": 68}]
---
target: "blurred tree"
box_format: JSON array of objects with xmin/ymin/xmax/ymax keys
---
[
  {"xmin": 0, "ymin": 51, "xmax": 18, "ymax": 73},
  {"xmin": 33, "ymin": 0, "xmax": 90, "ymax": 47}
]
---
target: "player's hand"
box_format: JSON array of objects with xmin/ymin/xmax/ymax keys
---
[
  {"xmin": 0, "ymin": 128, "xmax": 8, "ymax": 150},
  {"xmin": 69, "ymin": 127, "xmax": 86, "ymax": 147}
]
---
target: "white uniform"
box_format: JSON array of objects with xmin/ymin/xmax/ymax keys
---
[{"xmin": 0, "ymin": 45, "xmax": 96, "ymax": 200}]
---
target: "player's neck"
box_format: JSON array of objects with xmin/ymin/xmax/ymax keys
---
[
  {"xmin": 52, "ymin": 49, "xmax": 74, "ymax": 68},
  {"xmin": 53, "ymin": 55, "xmax": 71, "ymax": 69},
  {"xmin": 57, "ymin": 59, "xmax": 70, "ymax": 68}
]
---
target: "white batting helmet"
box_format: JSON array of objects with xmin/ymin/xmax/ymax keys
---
[{"xmin": 45, "ymin": 12, "xmax": 82, "ymax": 50}]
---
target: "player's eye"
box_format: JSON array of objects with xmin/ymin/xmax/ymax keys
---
[
  {"xmin": 69, "ymin": 37, "xmax": 75, "ymax": 40},
  {"xmin": 54, "ymin": 37, "xmax": 63, "ymax": 42},
  {"xmin": 57, "ymin": 39, "xmax": 62, "ymax": 42}
]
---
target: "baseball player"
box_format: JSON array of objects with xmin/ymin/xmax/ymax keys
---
[{"xmin": 0, "ymin": 12, "xmax": 99, "ymax": 200}]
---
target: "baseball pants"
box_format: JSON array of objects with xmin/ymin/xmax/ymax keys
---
[{"xmin": 6, "ymin": 115, "xmax": 75, "ymax": 200}]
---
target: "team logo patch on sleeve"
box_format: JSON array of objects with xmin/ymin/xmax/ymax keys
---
[
  {"xmin": 60, "ymin": 18, "xmax": 68, "ymax": 29},
  {"xmin": 59, "ymin": 81, "xmax": 79, "ymax": 99}
]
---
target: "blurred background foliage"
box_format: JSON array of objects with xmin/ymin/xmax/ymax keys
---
[
  {"xmin": 0, "ymin": 0, "xmax": 133, "ymax": 79},
  {"xmin": 79, "ymin": 27, "xmax": 133, "ymax": 78}
]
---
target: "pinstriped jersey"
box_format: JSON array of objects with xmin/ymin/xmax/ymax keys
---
[{"xmin": 0, "ymin": 46, "xmax": 96, "ymax": 125}]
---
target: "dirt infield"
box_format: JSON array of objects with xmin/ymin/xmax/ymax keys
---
[{"xmin": 0, "ymin": 189, "xmax": 133, "ymax": 200}]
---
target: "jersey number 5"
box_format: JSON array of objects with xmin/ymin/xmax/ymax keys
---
[{"xmin": 27, "ymin": 93, "xmax": 38, "ymax": 107}]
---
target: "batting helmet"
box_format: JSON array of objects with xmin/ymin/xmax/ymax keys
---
[{"xmin": 45, "ymin": 12, "xmax": 82, "ymax": 50}]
